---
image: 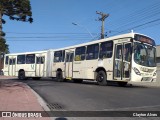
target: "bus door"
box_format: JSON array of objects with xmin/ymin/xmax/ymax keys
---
[
  {"xmin": 36, "ymin": 55, "xmax": 45, "ymax": 77},
  {"xmin": 114, "ymin": 43, "xmax": 132, "ymax": 80},
  {"xmin": 8, "ymin": 57, "xmax": 16, "ymax": 76},
  {"xmin": 65, "ymin": 51, "xmax": 74, "ymax": 79}
]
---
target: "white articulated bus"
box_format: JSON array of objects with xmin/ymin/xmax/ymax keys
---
[
  {"xmin": 3, "ymin": 32, "xmax": 157, "ymax": 86},
  {"xmin": 3, "ymin": 50, "xmax": 53, "ymax": 80}
]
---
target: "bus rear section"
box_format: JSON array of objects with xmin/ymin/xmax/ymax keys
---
[
  {"xmin": 3, "ymin": 55, "xmax": 16, "ymax": 77},
  {"xmin": 3, "ymin": 51, "xmax": 52, "ymax": 80}
]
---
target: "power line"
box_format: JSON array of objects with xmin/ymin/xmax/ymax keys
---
[
  {"xmin": 108, "ymin": 1, "xmax": 160, "ymax": 29},
  {"xmin": 5, "ymin": 32, "xmax": 98, "ymax": 35},
  {"xmin": 6, "ymin": 18, "xmax": 160, "ymax": 41},
  {"xmin": 134, "ymin": 21, "xmax": 160, "ymax": 31},
  {"xmin": 6, "ymin": 38, "xmax": 91, "ymax": 41},
  {"xmin": 113, "ymin": 11, "xmax": 160, "ymax": 31},
  {"xmin": 109, "ymin": 18, "xmax": 160, "ymax": 36},
  {"xmin": 123, "ymin": 18, "xmax": 160, "ymax": 31},
  {"xmin": 5, "ymin": 37, "xmax": 92, "ymax": 39}
]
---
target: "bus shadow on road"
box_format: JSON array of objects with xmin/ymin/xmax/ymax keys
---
[
  {"xmin": 61, "ymin": 79, "xmax": 149, "ymax": 89},
  {"xmin": 9, "ymin": 78, "xmax": 150, "ymax": 89}
]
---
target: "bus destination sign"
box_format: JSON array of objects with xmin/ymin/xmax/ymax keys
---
[{"xmin": 134, "ymin": 34, "xmax": 155, "ymax": 46}]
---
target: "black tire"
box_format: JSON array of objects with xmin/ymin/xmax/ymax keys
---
[
  {"xmin": 96, "ymin": 70, "xmax": 107, "ymax": 86},
  {"xmin": 118, "ymin": 82, "xmax": 128, "ymax": 87},
  {"xmin": 32, "ymin": 77, "xmax": 41, "ymax": 80},
  {"xmin": 73, "ymin": 79, "xmax": 83, "ymax": 83},
  {"xmin": 56, "ymin": 71, "xmax": 63, "ymax": 82},
  {"xmin": 18, "ymin": 70, "xmax": 27, "ymax": 80}
]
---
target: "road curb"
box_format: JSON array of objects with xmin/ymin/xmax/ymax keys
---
[
  {"xmin": 26, "ymin": 85, "xmax": 64, "ymax": 119},
  {"xmin": 26, "ymin": 85, "xmax": 51, "ymax": 112}
]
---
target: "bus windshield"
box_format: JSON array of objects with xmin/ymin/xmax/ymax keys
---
[{"xmin": 134, "ymin": 42, "xmax": 156, "ymax": 67}]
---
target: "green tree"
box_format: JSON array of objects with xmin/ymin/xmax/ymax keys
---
[
  {"xmin": 0, "ymin": 0, "xmax": 33, "ymax": 53},
  {"xmin": 0, "ymin": 0, "xmax": 33, "ymax": 70},
  {"xmin": 0, "ymin": 31, "xmax": 9, "ymax": 53}
]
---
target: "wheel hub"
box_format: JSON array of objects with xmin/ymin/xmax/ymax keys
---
[{"xmin": 98, "ymin": 74, "xmax": 103, "ymax": 82}]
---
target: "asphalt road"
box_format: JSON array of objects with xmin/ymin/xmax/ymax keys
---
[{"xmin": 19, "ymin": 78, "xmax": 160, "ymax": 112}]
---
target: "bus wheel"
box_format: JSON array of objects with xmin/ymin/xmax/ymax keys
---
[
  {"xmin": 18, "ymin": 70, "xmax": 27, "ymax": 80},
  {"xmin": 96, "ymin": 71, "xmax": 107, "ymax": 86},
  {"xmin": 118, "ymin": 82, "xmax": 127, "ymax": 87},
  {"xmin": 56, "ymin": 71, "xmax": 63, "ymax": 82}
]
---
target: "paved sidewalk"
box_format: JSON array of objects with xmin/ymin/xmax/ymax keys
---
[{"xmin": 0, "ymin": 76, "xmax": 51, "ymax": 120}]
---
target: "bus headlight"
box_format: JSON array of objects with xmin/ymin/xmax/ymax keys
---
[
  {"xmin": 133, "ymin": 67, "xmax": 141, "ymax": 75},
  {"xmin": 153, "ymin": 71, "xmax": 156, "ymax": 76}
]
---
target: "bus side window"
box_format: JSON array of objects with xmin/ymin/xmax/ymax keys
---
[
  {"xmin": 36, "ymin": 56, "xmax": 45, "ymax": 64},
  {"xmin": 86, "ymin": 44, "xmax": 99, "ymax": 60},
  {"xmin": 70, "ymin": 53, "xmax": 74, "ymax": 62},
  {"xmin": 36, "ymin": 57, "xmax": 41, "ymax": 64},
  {"xmin": 9, "ymin": 58, "xmax": 15, "ymax": 65},
  {"xmin": 54, "ymin": 51, "xmax": 63, "ymax": 62},
  {"xmin": 124, "ymin": 43, "xmax": 132, "ymax": 61},
  {"xmin": 99, "ymin": 41, "xmax": 113, "ymax": 59},
  {"xmin": 5, "ymin": 56, "xmax": 9, "ymax": 65},
  {"xmin": 41, "ymin": 56, "xmax": 45, "ymax": 63},
  {"xmin": 66, "ymin": 54, "xmax": 70, "ymax": 62},
  {"xmin": 62, "ymin": 50, "xmax": 65, "ymax": 62},
  {"xmin": 75, "ymin": 46, "xmax": 86, "ymax": 61},
  {"xmin": 17, "ymin": 55, "xmax": 25, "ymax": 64},
  {"xmin": 9, "ymin": 59, "xmax": 12, "ymax": 65},
  {"xmin": 116, "ymin": 45, "xmax": 122, "ymax": 59},
  {"xmin": 12, "ymin": 58, "xmax": 15, "ymax": 65},
  {"xmin": 26, "ymin": 54, "xmax": 35, "ymax": 64}
]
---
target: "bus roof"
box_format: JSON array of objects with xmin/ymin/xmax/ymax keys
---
[
  {"xmin": 5, "ymin": 50, "xmax": 48, "ymax": 56},
  {"xmin": 50, "ymin": 32, "xmax": 154, "ymax": 51}
]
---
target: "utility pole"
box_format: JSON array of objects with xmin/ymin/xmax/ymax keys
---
[{"xmin": 96, "ymin": 11, "xmax": 109, "ymax": 39}]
